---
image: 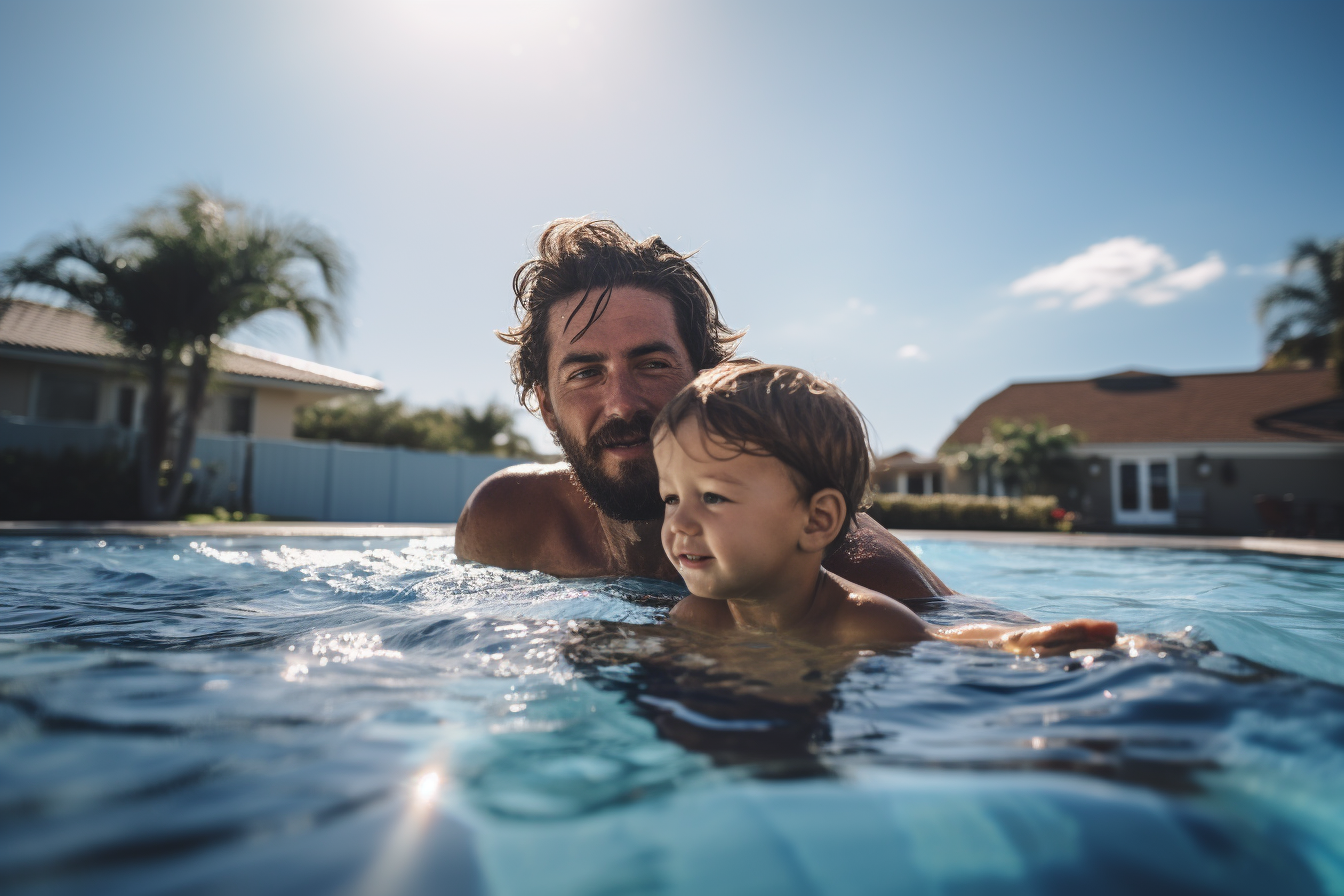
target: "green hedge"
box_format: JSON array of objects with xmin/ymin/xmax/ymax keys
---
[
  {"xmin": 0, "ymin": 447, "xmax": 139, "ymax": 520},
  {"xmin": 865, "ymin": 492, "xmax": 1063, "ymax": 531}
]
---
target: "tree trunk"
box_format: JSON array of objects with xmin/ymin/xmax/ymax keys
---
[
  {"xmin": 138, "ymin": 356, "xmax": 171, "ymax": 520},
  {"xmin": 1332, "ymin": 321, "xmax": 1344, "ymax": 391},
  {"xmin": 161, "ymin": 344, "xmax": 212, "ymax": 518}
]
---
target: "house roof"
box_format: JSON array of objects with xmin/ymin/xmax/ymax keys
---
[
  {"xmin": 943, "ymin": 368, "xmax": 1344, "ymax": 447},
  {"xmin": 0, "ymin": 298, "xmax": 383, "ymax": 393},
  {"xmin": 874, "ymin": 449, "xmax": 941, "ymax": 472}
]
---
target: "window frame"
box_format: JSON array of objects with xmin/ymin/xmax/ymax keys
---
[{"xmin": 1110, "ymin": 455, "xmax": 1178, "ymax": 526}]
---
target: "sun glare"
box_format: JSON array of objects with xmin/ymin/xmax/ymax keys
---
[{"xmin": 414, "ymin": 770, "xmax": 441, "ymax": 803}]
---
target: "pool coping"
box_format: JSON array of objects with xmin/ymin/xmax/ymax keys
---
[
  {"xmin": 885, "ymin": 529, "xmax": 1344, "ymax": 559},
  {"xmin": 2, "ymin": 520, "xmax": 1343, "ymax": 559}
]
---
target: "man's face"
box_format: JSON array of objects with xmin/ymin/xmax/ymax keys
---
[{"xmin": 538, "ymin": 286, "xmax": 696, "ymax": 522}]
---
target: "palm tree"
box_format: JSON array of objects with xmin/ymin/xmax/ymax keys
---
[
  {"xmin": 941, "ymin": 418, "xmax": 1080, "ymax": 497},
  {"xmin": 1, "ymin": 186, "xmax": 347, "ymax": 519},
  {"xmin": 1259, "ymin": 238, "xmax": 1344, "ymax": 385}
]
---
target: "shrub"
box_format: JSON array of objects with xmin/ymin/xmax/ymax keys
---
[
  {"xmin": 295, "ymin": 397, "xmax": 535, "ymax": 457},
  {"xmin": 865, "ymin": 492, "xmax": 1065, "ymax": 531},
  {"xmin": 0, "ymin": 447, "xmax": 139, "ymax": 520}
]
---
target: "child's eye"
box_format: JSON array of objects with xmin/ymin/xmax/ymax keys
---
[
  {"xmin": 662, "ymin": 494, "xmax": 679, "ymax": 506},
  {"xmin": 702, "ymin": 492, "xmax": 728, "ymax": 505}
]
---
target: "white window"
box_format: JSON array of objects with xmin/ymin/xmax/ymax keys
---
[{"xmin": 1111, "ymin": 456, "xmax": 1177, "ymax": 526}]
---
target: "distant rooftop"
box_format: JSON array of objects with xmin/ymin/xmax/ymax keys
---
[
  {"xmin": 0, "ymin": 298, "xmax": 383, "ymax": 393},
  {"xmin": 944, "ymin": 368, "xmax": 1344, "ymax": 446}
]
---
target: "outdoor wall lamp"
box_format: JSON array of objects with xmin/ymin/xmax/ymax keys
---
[
  {"xmin": 1088, "ymin": 462, "xmax": 1101, "ymax": 477},
  {"xmin": 1195, "ymin": 454, "xmax": 1213, "ymax": 478}
]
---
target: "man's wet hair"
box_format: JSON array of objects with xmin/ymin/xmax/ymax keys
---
[
  {"xmin": 652, "ymin": 361, "xmax": 873, "ymax": 552},
  {"xmin": 499, "ymin": 218, "xmax": 742, "ymax": 411}
]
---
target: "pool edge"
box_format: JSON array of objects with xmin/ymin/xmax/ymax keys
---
[{"xmin": 2, "ymin": 521, "xmax": 1342, "ymax": 560}]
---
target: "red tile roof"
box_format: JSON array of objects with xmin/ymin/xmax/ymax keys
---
[
  {"xmin": 0, "ymin": 299, "xmax": 382, "ymax": 392},
  {"xmin": 943, "ymin": 368, "xmax": 1344, "ymax": 447}
]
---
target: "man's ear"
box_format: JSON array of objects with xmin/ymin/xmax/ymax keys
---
[
  {"xmin": 536, "ymin": 385, "xmax": 559, "ymax": 433},
  {"xmin": 799, "ymin": 488, "xmax": 845, "ymax": 553}
]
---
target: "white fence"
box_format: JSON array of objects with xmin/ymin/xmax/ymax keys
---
[{"xmin": 0, "ymin": 418, "xmax": 525, "ymax": 522}]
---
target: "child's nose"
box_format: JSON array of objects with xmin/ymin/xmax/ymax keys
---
[{"xmin": 667, "ymin": 503, "xmax": 700, "ymax": 535}]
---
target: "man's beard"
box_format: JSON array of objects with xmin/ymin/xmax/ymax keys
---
[{"xmin": 556, "ymin": 412, "xmax": 665, "ymax": 523}]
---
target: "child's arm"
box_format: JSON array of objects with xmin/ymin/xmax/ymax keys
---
[
  {"xmin": 833, "ymin": 575, "xmax": 1117, "ymax": 655},
  {"xmin": 926, "ymin": 619, "xmax": 1118, "ymax": 656}
]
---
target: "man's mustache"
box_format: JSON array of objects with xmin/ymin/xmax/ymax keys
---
[{"xmin": 588, "ymin": 412, "xmax": 656, "ymax": 453}]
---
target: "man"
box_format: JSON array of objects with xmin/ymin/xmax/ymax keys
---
[{"xmin": 456, "ymin": 218, "xmax": 953, "ymax": 603}]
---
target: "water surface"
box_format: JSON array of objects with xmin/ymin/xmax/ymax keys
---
[{"xmin": 1, "ymin": 535, "xmax": 1342, "ymax": 895}]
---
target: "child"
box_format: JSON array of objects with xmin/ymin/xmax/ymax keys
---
[{"xmin": 651, "ymin": 362, "xmax": 1117, "ymax": 655}]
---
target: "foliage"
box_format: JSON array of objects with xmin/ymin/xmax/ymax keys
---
[
  {"xmin": 0, "ymin": 448, "xmax": 138, "ymax": 520},
  {"xmin": 939, "ymin": 418, "xmax": 1080, "ymax": 496},
  {"xmin": 0, "ymin": 186, "xmax": 347, "ymax": 519},
  {"xmin": 1259, "ymin": 237, "xmax": 1344, "ymax": 386},
  {"xmin": 295, "ymin": 396, "xmax": 535, "ymax": 457},
  {"xmin": 866, "ymin": 493, "xmax": 1067, "ymax": 531}
]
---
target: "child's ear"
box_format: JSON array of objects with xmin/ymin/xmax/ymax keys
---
[{"xmin": 799, "ymin": 488, "xmax": 846, "ymax": 553}]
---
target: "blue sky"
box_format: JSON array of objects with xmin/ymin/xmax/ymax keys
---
[{"xmin": 2, "ymin": 0, "xmax": 1341, "ymax": 454}]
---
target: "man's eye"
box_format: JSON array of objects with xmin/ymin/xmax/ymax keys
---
[
  {"xmin": 570, "ymin": 368, "xmax": 600, "ymax": 381},
  {"xmin": 640, "ymin": 359, "xmax": 671, "ymax": 370},
  {"xmin": 663, "ymin": 494, "xmax": 679, "ymax": 505},
  {"xmin": 703, "ymin": 492, "xmax": 727, "ymax": 505}
]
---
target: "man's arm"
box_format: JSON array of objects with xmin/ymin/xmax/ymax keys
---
[{"xmin": 821, "ymin": 513, "xmax": 954, "ymax": 604}]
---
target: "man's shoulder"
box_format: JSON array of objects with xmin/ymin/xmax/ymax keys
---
[
  {"xmin": 822, "ymin": 513, "xmax": 953, "ymax": 603},
  {"xmin": 455, "ymin": 462, "xmax": 595, "ymax": 568},
  {"xmin": 467, "ymin": 461, "xmax": 576, "ymax": 505},
  {"xmin": 828, "ymin": 573, "xmax": 927, "ymax": 645}
]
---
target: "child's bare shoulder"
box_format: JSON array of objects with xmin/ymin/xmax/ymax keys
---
[{"xmin": 826, "ymin": 574, "xmax": 929, "ymax": 647}]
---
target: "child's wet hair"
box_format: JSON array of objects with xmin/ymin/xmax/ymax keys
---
[{"xmin": 652, "ymin": 361, "xmax": 872, "ymax": 552}]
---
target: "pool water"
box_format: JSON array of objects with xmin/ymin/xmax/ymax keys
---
[{"xmin": 1, "ymin": 535, "xmax": 1342, "ymax": 895}]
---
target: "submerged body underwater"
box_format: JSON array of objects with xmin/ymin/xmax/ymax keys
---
[{"xmin": 1, "ymin": 534, "xmax": 1343, "ymax": 895}]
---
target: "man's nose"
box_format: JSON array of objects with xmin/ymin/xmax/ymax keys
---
[{"xmin": 600, "ymin": 367, "xmax": 650, "ymax": 420}]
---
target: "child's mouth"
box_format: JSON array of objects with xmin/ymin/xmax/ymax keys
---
[{"xmin": 678, "ymin": 553, "xmax": 713, "ymax": 568}]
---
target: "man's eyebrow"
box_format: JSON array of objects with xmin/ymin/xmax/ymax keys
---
[
  {"xmin": 557, "ymin": 350, "xmax": 607, "ymax": 368},
  {"xmin": 557, "ymin": 341, "xmax": 679, "ymax": 369},
  {"xmin": 626, "ymin": 341, "xmax": 679, "ymax": 359}
]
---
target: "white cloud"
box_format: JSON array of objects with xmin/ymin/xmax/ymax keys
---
[
  {"xmin": 1131, "ymin": 253, "xmax": 1226, "ymax": 306},
  {"xmin": 1235, "ymin": 261, "xmax": 1288, "ymax": 277},
  {"xmin": 843, "ymin": 297, "xmax": 877, "ymax": 316},
  {"xmin": 897, "ymin": 344, "xmax": 928, "ymax": 361},
  {"xmin": 1010, "ymin": 237, "xmax": 1226, "ymax": 310}
]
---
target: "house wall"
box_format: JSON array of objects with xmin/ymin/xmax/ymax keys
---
[
  {"xmin": 1076, "ymin": 451, "xmax": 1344, "ymax": 535},
  {"xmin": 1191, "ymin": 455, "xmax": 1344, "ymax": 535},
  {"xmin": 253, "ymin": 388, "xmax": 304, "ymax": 439},
  {"xmin": 0, "ymin": 358, "xmax": 32, "ymax": 416},
  {"xmin": 1075, "ymin": 456, "xmax": 1114, "ymax": 526},
  {"xmin": 938, "ymin": 448, "xmax": 1344, "ymax": 536},
  {"xmin": 0, "ymin": 355, "xmax": 354, "ymax": 440},
  {"xmin": 196, "ymin": 384, "xmax": 253, "ymax": 435}
]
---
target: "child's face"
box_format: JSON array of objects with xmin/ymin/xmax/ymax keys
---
[{"xmin": 654, "ymin": 419, "xmax": 817, "ymax": 600}]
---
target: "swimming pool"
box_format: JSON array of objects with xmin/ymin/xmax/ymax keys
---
[{"xmin": 1, "ymin": 534, "xmax": 1342, "ymax": 895}]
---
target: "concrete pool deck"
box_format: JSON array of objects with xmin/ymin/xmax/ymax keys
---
[{"xmin": 2, "ymin": 520, "xmax": 1343, "ymax": 560}]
